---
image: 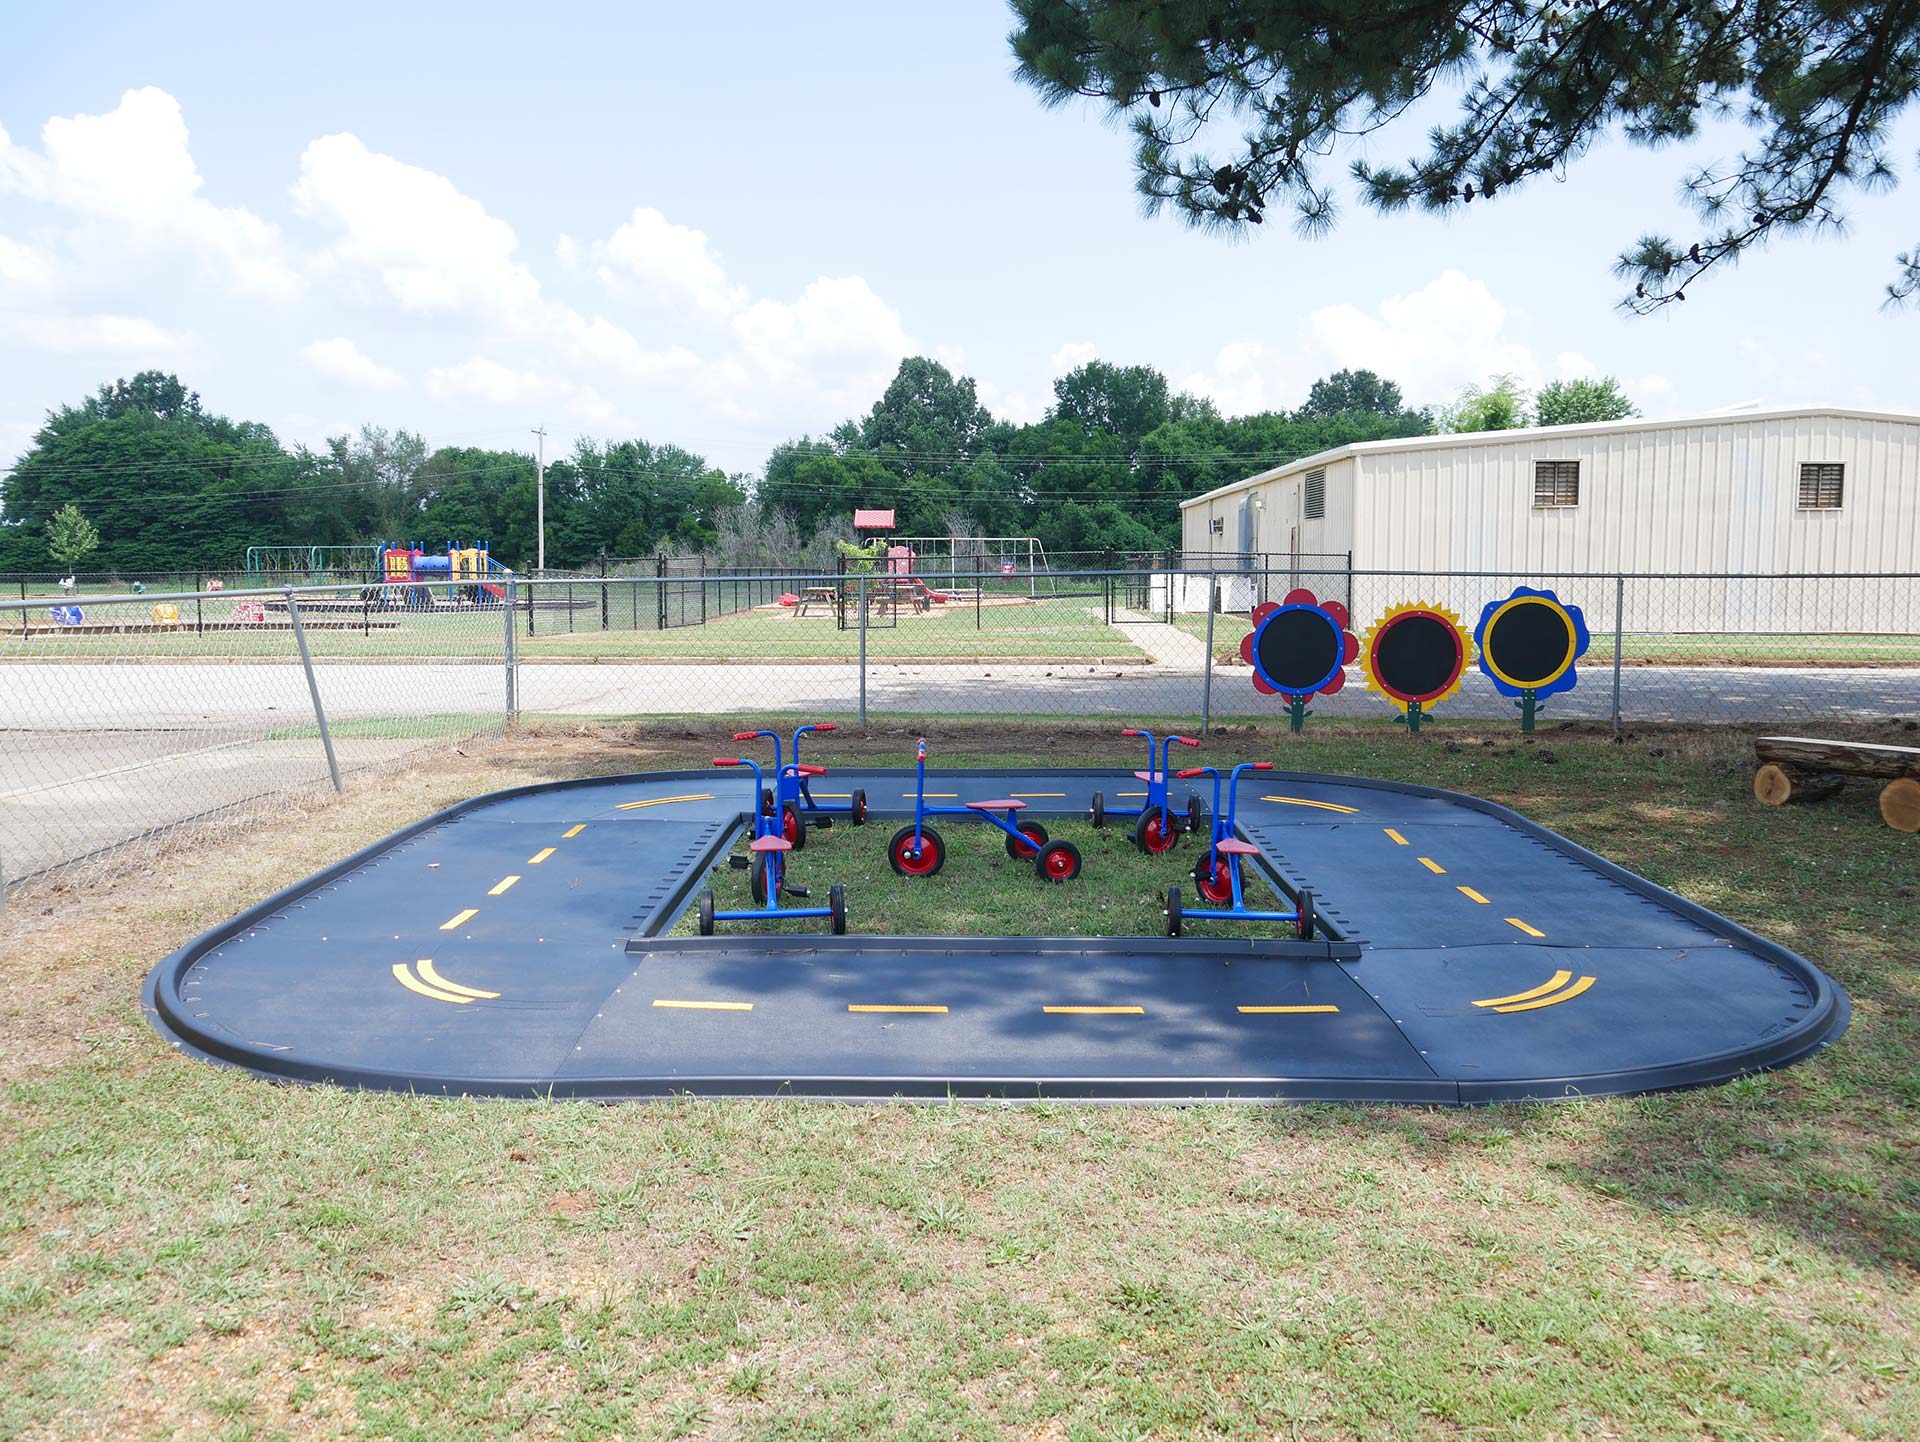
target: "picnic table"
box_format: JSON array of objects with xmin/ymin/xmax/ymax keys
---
[{"xmin": 795, "ymin": 585, "xmax": 839, "ymax": 617}]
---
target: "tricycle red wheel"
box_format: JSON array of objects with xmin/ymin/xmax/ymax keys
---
[
  {"xmin": 749, "ymin": 853, "xmax": 772, "ymax": 905},
  {"xmin": 1034, "ymin": 839, "xmax": 1081, "ymax": 882},
  {"xmin": 1165, "ymin": 884, "xmax": 1183, "ymax": 937},
  {"xmin": 851, "ymin": 788, "xmax": 868, "ymax": 825},
  {"xmin": 887, "ymin": 824, "xmax": 945, "ymax": 878},
  {"xmin": 830, "ymin": 882, "xmax": 848, "ymax": 935},
  {"xmin": 1193, "ymin": 851, "xmax": 1234, "ymax": 905},
  {"xmin": 1134, "ymin": 805, "xmax": 1177, "ymax": 854},
  {"xmin": 1004, "ymin": 821, "xmax": 1049, "ymax": 859},
  {"xmin": 782, "ymin": 802, "xmax": 807, "ymax": 849},
  {"xmin": 1185, "ymin": 794, "xmax": 1206, "ymax": 834},
  {"xmin": 1089, "ymin": 792, "xmax": 1105, "ymax": 828}
]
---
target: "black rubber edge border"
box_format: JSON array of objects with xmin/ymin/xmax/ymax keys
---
[{"xmin": 142, "ymin": 766, "xmax": 1850, "ymax": 1105}]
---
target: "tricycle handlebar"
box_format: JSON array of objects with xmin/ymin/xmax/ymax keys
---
[
  {"xmin": 732, "ymin": 731, "xmax": 758, "ymax": 742},
  {"xmin": 1251, "ymin": 761, "xmax": 1273, "ymax": 770},
  {"xmin": 813, "ymin": 722, "xmax": 837, "ymax": 731},
  {"xmin": 713, "ymin": 757, "xmax": 742, "ymax": 767},
  {"xmin": 1173, "ymin": 736, "xmax": 1200, "ymax": 748},
  {"xmin": 1177, "ymin": 766, "xmax": 1207, "ymax": 779},
  {"xmin": 1121, "ymin": 728, "xmax": 1142, "ymax": 737}
]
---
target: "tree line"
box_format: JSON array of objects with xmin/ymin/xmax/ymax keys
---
[{"xmin": 0, "ymin": 362, "xmax": 1635, "ymax": 575}]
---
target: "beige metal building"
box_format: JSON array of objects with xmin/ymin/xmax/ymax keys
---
[{"xmin": 1178, "ymin": 405, "xmax": 1920, "ymax": 633}]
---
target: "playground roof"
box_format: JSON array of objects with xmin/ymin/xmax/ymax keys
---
[{"xmin": 853, "ymin": 509, "xmax": 896, "ymax": 531}]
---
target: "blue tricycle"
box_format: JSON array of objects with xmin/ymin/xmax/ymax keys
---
[
  {"xmin": 889, "ymin": 738, "xmax": 1083, "ymax": 882},
  {"xmin": 734, "ymin": 722, "xmax": 869, "ymax": 849},
  {"xmin": 695, "ymin": 754, "xmax": 848, "ymax": 935},
  {"xmin": 1087, "ymin": 727, "xmax": 1207, "ymax": 853},
  {"xmin": 1164, "ymin": 761, "xmax": 1315, "ymax": 939}
]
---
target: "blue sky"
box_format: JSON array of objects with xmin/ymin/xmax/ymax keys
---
[{"xmin": 2, "ymin": 0, "xmax": 1915, "ymax": 476}]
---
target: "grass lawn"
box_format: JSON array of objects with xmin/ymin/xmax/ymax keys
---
[
  {"xmin": 2, "ymin": 719, "xmax": 1916, "ymax": 1440},
  {"xmin": 1178, "ymin": 613, "xmax": 1920, "ymax": 668}
]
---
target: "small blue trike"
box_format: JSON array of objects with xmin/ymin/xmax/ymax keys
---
[
  {"xmin": 1164, "ymin": 761, "xmax": 1314, "ymax": 938},
  {"xmin": 695, "ymin": 753, "xmax": 848, "ymax": 935},
  {"xmin": 732, "ymin": 722, "xmax": 868, "ymax": 849},
  {"xmin": 889, "ymin": 738, "xmax": 1083, "ymax": 882},
  {"xmin": 1087, "ymin": 727, "xmax": 1207, "ymax": 854}
]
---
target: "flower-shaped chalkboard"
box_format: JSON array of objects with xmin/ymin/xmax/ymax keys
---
[
  {"xmin": 1359, "ymin": 602, "xmax": 1469, "ymax": 733},
  {"xmin": 1241, "ymin": 588, "xmax": 1359, "ymax": 732},
  {"xmin": 1472, "ymin": 585, "xmax": 1592, "ymax": 731}
]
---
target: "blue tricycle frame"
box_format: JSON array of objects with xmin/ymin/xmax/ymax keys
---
[
  {"xmin": 696, "ymin": 754, "xmax": 847, "ymax": 934},
  {"xmin": 1165, "ymin": 761, "xmax": 1315, "ymax": 939},
  {"xmin": 735, "ymin": 723, "xmax": 868, "ymax": 849},
  {"xmin": 1087, "ymin": 728, "xmax": 1207, "ymax": 854},
  {"xmin": 888, "ymin": 738, "xmax": 1084, "ymax": 882}
]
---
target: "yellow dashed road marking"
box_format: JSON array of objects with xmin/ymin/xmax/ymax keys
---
[
  {"xmin": 1260, "ymin": 795, "xmax": 1359, "ymax": 814},
  {"xmin": 1505, "ymin": 917, "xmax": 1547, "ymax": 938},
  {"xmin": 1492, "ymin": 975, "xmax": 1595, "ymax": 1013},
  {"xmin": 1043, "ymin": 1005, "xmax": 1144, "ymax": 1016},
  {"xmin": 416, "ymin": 958, "xmax": 499, "ymax": 1000},
  {"xmin": 1417, "ymin": 856, "xmax": 1446, "ymax": 874},
  {"xmin": 488, "ymin": 875, "xmax": 520, "ymax": 896},
  {"xmin": 440, "ymin": 908, "xmax": 478, "ymax": 931},
  {"xmin": 1383, "ymin": 828, "xmax": 1408, "ymax": 845},
  {"xmin": 848, "ymin": 1004, "xmax": 949, "ymax": 1014},
  {"xmin": 652, "ymin": 999, "xmax": 753, "ymax": 1011},
  {"xmin": 1238, "ymin": 1004, "xmax": 1341, "ymax": 1014},
  {"xmin": 1457, "ymin": 885, "xmax": 1490, "ymax": 904},
  {"xmin": 1117, "ymin": 791, "xmax": 1147, "ymax": 798},
  {"xmin": 1474, "ymin": 971, "xmax": 1573, "ymax": 1008},
  {"xmin": 903, "ymin": 792, "xmax": 959, "ymax": 799},
  {"xmin": 528, "ymin": 847, "xmax": 556, "ymax": 864},
  {"xmin": 562, "ymin": 824, "xmax": 586, "ymax": 838},
  {"xmin": 1010, "ymin": 792, "xmax": 1065, "ymax": 798}
]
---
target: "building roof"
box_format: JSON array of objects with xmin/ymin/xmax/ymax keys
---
[
  {"xmin": 852, "ymin": 508, "xmax": 896, "ymax": 530},
  {"xmin": 1178, "ymin": 404, "xmax": 1920, "ymax": 510}
]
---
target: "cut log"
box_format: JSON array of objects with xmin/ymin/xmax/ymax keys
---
[
  {"xmin": 1755, "ymin": 736, "xmax": 1920, "ymax": 781},
  {"xmin": 1753, "ymin": 763, "xmax": 1845, "ymax": 807},
  {"xmin": 1881, "ymin": 777, "xmax": 1920, "ymax": 833}
]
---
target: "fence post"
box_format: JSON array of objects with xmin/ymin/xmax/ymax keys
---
[
  {"xmin": 975, "ymin": 567, "xmax": 982, "ymax": 630},
  {"xmin": 19, "ymin": 576, "xmax": 27, "ymax": 637},
  {"xmin": 700, "ymin": 556, "xmax": 707, "ymax": 627},
  {"xmin": 857, "ymin": 570, "xmax": 868, "ymax": 728},
  {"xmin": 287, "ymin": 587, "xmax": 343, "ymax": 793},
  {"xmin": 600, "ymin": 555, "xmax": 609, "ymax": 631},
  {"xmin": 1611, "ymin": 573, "xmax": 1625, "ymax": 737},
  {"xmin": 1201, "ymin": 568, "xmax": 1216, "ymax": 735},
  {"xmin": 504, "ymin": 575, "xmax": 519, "ymax": 719},
  {"xmin": 656, "ymin": 554, "xmax": 668, "ymax": 630},
  {"xmin": 194, "ymin": 570, "xmax": 204, "ymax": 636}
]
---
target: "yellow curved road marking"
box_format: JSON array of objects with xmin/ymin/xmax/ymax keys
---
[
  {"xmin": 416, "ymin": 958, "xmax": 499, "ymax": 1000},
  {"xmin": 1043, "ymin": 1005, "xmax": 1144, "ymax": 1015},
  {"xmin": 652, "ymin": 999, "xmax": 753, "ymax": 1011},
  {"xmin": 391, "ymin": 963, "xmax": 472, "ymax": 1005},
  {"xmin": 528, "ymin": 847, "xmax": 556, "ymax": 864},
  {"xmin": 488, "ymin": 875, "xmax": 520, "ymax": 896},
  {"xmin": 615, "ymin": 793, "xmax": 715, "ymax": 811},
  {"xmin": 849, "ymin": 1004, "xmax": 948, "ymax": 1014},
  {"xmin": 1261, "ymin": 795, "xmax": 1359, "ymax": 814},
  {"xmin": 1238, "ymin": 1004, "xmax": 1341, "ymax": 1014},
  {"xmin": 439, "ymin": 908, "xmax": 478, "ymax": 932},
  {"xmin": 1493, "ymin": 975, "xmax": 1596, "ymax": 1013},
  {"xmin": 1505, "ymin": 917, "xmax": 1547, "ymax": 938},
  {"xmin": 1457, "ymin": 885, "xmax": 1490, "ymax": 904},
  {"xmin": 1473, "ymin": 970, "xmax": 1573, "ymax": 1008},
  {"xmin": 1383, "ymin": 828, "xmax": 1408, "ymax": 845},
  {"xmin": 562, "ymin": 824, "xmax": 586, "ymax": 838}
]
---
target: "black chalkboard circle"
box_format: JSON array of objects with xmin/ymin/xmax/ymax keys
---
[
  {"xmin": 1366, "ymin": 608, "xmax": 1466, "ymax": 705},
  {"xmin": 1253, "ymin": 604, "xmax": 1343, "ymax": 696},
  {"xmin": 1481, "ymin": 596, "xmax": 1577, "ymax": 690}
]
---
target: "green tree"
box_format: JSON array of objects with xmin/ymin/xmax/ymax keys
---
[
  {"xmin": 1297, "ymin": 369, "xmax": 1406, "ymax": 419},
  {"xmin": 1009, "ymin": 0, "xmax": 1920, "ymax": 309},
  {"xmin": 1050, "ymin": 360, "xmax": 1181, "ymax": 446},
  {"xmin": 858, "ymin": 358, "xmax": 994, "ymax": 478},
  {"xmin": 44, "ymin": 503, "xmax": 100, "ymax": 572},
  {"xmin": 1534, "ymin": 377, "xmax": 1639, "ymax": 427},
  {"xmin": 1440, "ymin": 375, "xmax": 1532, "ymax": 433}
]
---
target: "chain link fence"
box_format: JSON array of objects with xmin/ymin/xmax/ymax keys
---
[{"xmin": 4, "ymin": 565, "xmax": 1914, "ymax": 896}]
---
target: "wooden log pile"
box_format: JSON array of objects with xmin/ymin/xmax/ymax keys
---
[{"xmin": 1753, "ymin": 736, "xmax": 1920, "ymax": 833}]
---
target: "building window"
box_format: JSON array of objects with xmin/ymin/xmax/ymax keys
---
[
  {"xmin": 1304, "ymin": 467, "xmax": 1326, "ymax": 520},
  {"xmin": 1798, "ymin": 462, "xmax": 1844, "ymax": 510},
  {"xmin": 1533, "ymin": 459, "xmax": 1580, "ymax": 507},
  {"xmin": 1208, "ymin": 516, "xmax": 1225, "ymax": 536}
]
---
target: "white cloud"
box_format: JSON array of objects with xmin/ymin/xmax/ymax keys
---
[
  {"xmin": 595, "ymin": 207, "xmax": 745, "ymax": 317},
  {"xmin": 733, "ymin": 275, "xmax": 909, "ymax": 384},
  {"xmin": 300, "ymin": 336, "xmax": 406, "ymax": 391},
  {"xmin": 1177, "ymin": 341, "xmax": 1276, "ymax": 415},
  {"xmin": 1637, "ymin": 373, "xmax": 1673, "ymax": 395},
  {"xmin": 425, "ymin": 356, "xmax": 615, "ymax": 421},
  {"xmin": 11, "ymin": 312, "xmax": 189, "ymax": 357},
  {"xmin": 2, "ymin": 89, "xmax": 299, "ymax": 301},
  {"xmin": 1305, "ymin": 270, "xmax": 1539, "ymax": 400},
  {"xmin": 1553, "ymin": 351, "xmax": 1599, "ymax": 379},
  {"xmin": 1050, "ymin": 341, "xmax": 1097, "ymax": 374},
  {"xmin": 0, "ymin": 234, "xmax": 54, "ymax": 297}
]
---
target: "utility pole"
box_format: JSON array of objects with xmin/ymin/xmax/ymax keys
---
[{"xmin": 531, "ymin": 425, "xmax": 548, "ymax": 573}]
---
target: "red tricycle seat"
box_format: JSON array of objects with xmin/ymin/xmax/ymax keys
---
[
  {"xmin": 1133, "ymin": 770, "xmax": 1165, "ymax": 783},
  {"xmin": 796, "ymin": 764, "xmax": 827, "ymax": 776},
  {"xmin": 964, "ymin": 799, "xmax": 1027, "ymax": 812},
  {"xmin": 748, "ymin": 835, "xmax": 793, "ymax": 853},
  {"xmin": 1213, "ymin": 838, "xmax": 1260, "ymax": 856}
]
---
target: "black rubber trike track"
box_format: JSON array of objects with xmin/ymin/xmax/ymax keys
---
[{"xmin": 142, "ymin": 767, "xmax": 1848, "ymax": 1104}]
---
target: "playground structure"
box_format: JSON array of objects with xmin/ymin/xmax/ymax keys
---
[
  {"xmin": 242, "ymin": 542, "xmax": 511, "ymax": 610},
  {"xmin": 889, "ymin": 535, "xmax": 1060, "ymax": 597}
]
